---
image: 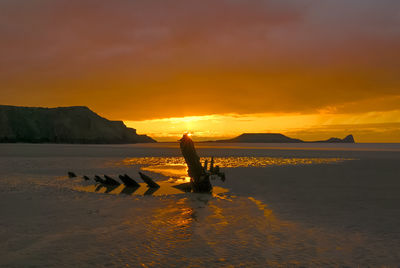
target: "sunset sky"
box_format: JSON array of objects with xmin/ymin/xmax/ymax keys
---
[{"xmin": 1, "ymin": 0, "xmax": 399, "ymax": 142}]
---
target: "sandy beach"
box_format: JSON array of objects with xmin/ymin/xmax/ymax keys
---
[{"xmin": 0, "ymin": 143, "xmax": 399, "ymax": 267}]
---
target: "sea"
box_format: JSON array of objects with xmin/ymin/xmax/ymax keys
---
[{"xmin": 0, "ymin": 142, "xmax": 399, "ymax": 267}]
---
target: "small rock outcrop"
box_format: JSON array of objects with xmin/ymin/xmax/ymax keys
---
[
  {"xmin": 216, "ymin": 133, "xmax": 303, "ymax": 143},
  {"xmin": 216, "ymin": 133, "xmax": 355, "ymax": 143},
  {"xmin": 314, "ymin": 134, "xmax": 355, "ymax": 143},
  {"xmin": 343, "ymin": 134, "xmax": 355, "ymax": 143}
]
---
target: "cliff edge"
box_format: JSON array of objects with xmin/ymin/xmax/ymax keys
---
[{"xmin": 0, "ymin": 105, "xmax": 156, "ymax": 144}]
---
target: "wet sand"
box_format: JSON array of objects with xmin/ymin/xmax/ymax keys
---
[{"xmin": 0, "ymin": 143, "xmax": 399, "ymax": 267}]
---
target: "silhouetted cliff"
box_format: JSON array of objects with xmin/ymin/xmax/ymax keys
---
[
  {"xmin": 0, "ymin": 105, "xmax": 156, "ymax": 143},
  {"xmin": 216, "ymin": 133, "xmax": 355, "ymax": 143}
]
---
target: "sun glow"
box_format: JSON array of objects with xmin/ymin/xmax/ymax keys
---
[{"xmin": 125, "ymin": 110, "xmax": 400, "ymax": 142}]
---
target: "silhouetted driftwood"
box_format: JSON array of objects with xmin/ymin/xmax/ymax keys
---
[
  {"xmin": 120, "ymin": 186, "xmax": 139, "ymax": 195},
  {"xmin": 94, "ymin": 175, "xmax": 106, "ymax": 184},
  {"xmin": 66, "ymin": 136, "xmax": 225, "ymax": 196},
  {"xmin": 203, "ymin": 159, "xmax": 208, "ymax": 171},
  {"xmin": 103, "ymin": 184, "xmax": 119, "ymax": 193},
  {"xmin": 209, "ymin": 157, "xmax": 214, "ymax": 173},
  {"xmin": 139, "ymin": 172, "xmax": 160, "ymax": 188},
  {"xmin": 119, "ymin": 174, "xmax": 140, "ymax": 188},
  {"xmin": 103, "ymin": 175, "xmax": 120, "ymax": 186},
  {"xmin": 144, "ymin": 187, "xmax": 159, "ymax": 196},
  {"xmin": 219, "ymin": 172, "xmax": 226, "ymax": 182},
  {"xmin": 95, "ymin": 184, "xmax": 103, "ymax": 192},
  {"xmin": 179, "ymin": 134, "xmax": 212, "ymax": 192},
  {"xmin": 68, "ymin": 172, "xmax": 77, "ymax": 178},
  {"xmin": 208, "ymin": 163, "xmax": 226, "ymax": 182},
  {"xmin": 172, "ymin": 182, "xmax": 192, "ymax": 192}
]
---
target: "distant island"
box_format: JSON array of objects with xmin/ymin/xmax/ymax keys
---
[
  {"xmin": 215, "ymin": 133, "xmax": 355, "ymax": 143},
  {"xmin": 0, "ymin": 105, "xmax": 156, "ymax": 144}
]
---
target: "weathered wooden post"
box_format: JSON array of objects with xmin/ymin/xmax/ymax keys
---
[
  {"xmin": 94, "ymin": 175, "xmax": 106, "ymax": 184},
  {"xmin": 104, "ymin": 175, "xmax": 120, "ymax": 186},
  {"xmin": 119, "ymin": 174, "xmax": 140, "ymax": 188},
  {"xmin": 139, "ymin": 172, "xmax": 160, "ymax": 188},
  {"xmin": 68, "ymin": 171, "xmax": 77, "ymax": 178},
  {"xmin": 179, "ymin": 134, "xmax": 212, "ymax": 192},
  {"xmin": 209, "ymin": 157, "xmax": 214, "ymax": 173},
  {"xmin": 203, "ymin": 159, "xmax": 208, "ymax": 172}
]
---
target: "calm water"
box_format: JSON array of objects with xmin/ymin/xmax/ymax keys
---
[{"xmin": 0, "ymin": 143, "xmax": 399, "ymax": 267}]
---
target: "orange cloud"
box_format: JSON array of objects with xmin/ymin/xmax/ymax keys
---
[{"xmin": 0, "ymin": 0, "xmax": 399, "ymax": 142}]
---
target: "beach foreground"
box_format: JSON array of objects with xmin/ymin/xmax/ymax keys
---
[{"xmin": 0, "ymin": 143, "xmax": 399, "ymax": 267}]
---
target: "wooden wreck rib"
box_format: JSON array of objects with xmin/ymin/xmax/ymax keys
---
[
  {"xmin": 94, "ymin": 175, "xmax": 106, "ymax": 184},
  {"xmin": 68, "ymin": 171, "xmax": 77, "ymax": 178},
  {"xmin": 120, "ymin": 186, "xmax": 140, "ymax": 195},
  {"xmin": 67, "ymin": 134, "xmax": 224, "ymax": 196},
  {"xmin": 103, "ymin": 175, "xmax": 120, "ymax": 186},
  {"xmin": 139, "ymin": 172, "xmax": 160, "ymax": 188},
  {"xmin": 179, "ymin": 134, "xmax": 212, "ymax": 193},
  {"xmin": 119, "ymin": 174, "xmax": 140, "ymax": 188}
]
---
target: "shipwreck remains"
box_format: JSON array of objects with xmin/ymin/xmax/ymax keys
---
[
  {"xmin": 103, "ymin": 175, "xmax": 121, "ymax": 186},
  {"xmin": 67, "ymin": 134, "xmax": 225, "ymax": 195},
  {"xmin": 179, "ymin": 134, "xmax": 226, "ymax": 192},
  {"xmin": 179, "ymin": 134, "xmax": 213, "ymax": 192},
  {"xmin": 68, "ymin": 171, "xmax": 77, "ymax": 178},
  {"xmin": 139, "ymin": 172, "xmax": 160, "ymax": 188},
  {"xmin": 94, "ymin": 175, "xmax": 106, "ymax": 184},
  {"xmin": 119, "ymin": 174, "xmax": 140, "ymax": 188}
]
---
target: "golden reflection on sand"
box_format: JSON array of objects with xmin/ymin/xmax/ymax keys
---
[
  {"xmin": 119, "ymin": 156, "xmax": 353, "ymax": 169},
  {"xmin": 85, "ymin": 156, "xmax": 352, "ymax": 197},
  {"xmin": 55, "ymin": 171, "xmax": 373, "ymax": 266},
  {"xmin": 141, "ymin": 164, "xmax": 188, "ymax": 178},
  {"xmin": 74, "ymin": 181, "xmax": 228, "ymax": 197}
]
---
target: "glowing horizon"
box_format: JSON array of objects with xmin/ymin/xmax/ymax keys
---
[
  {"xmin": 126, "ymin": 110, "xmax": 400, "ymax": 142},
  {"xmin": 1, "ymin": 1, "xmax": 399, "ymax": 142}
]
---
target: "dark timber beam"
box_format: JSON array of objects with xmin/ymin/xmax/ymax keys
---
[{"xmin": 179, "ymin": 134, "xmax": 212, "ymax": 193}]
